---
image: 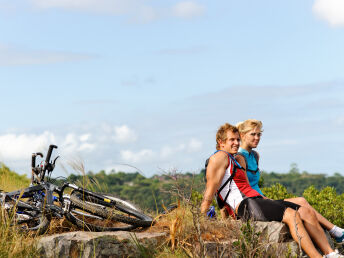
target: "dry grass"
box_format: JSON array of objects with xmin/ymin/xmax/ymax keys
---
[
  {"xmin": 145, "ymin": 203, "xmax": 241, "ymax": 257},
  {"xmin": 0, "ymin": 207, "xmax": 39, "ymax": 258},
  {"xmin": 147, "ymin": 204, "xmax": 294, "ymax": 258}
]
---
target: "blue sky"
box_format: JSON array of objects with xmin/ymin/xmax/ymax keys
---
[{"xmin": 1, "ymin": 0, "xmax": 344, "ymax": 178}]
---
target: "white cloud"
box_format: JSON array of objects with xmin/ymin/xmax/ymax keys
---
[
  {"xmin": 160, "ymin": 146, "xmax": 174, "ymax": 159},
  {"xmin": 27, "ymin": 0, "xmax": 205, "ymax": 22},
  {"xmin": 79, "ymin": 134, "xmax": 91, "ymax": 142},
  {"xmin": 335, "ymin": 116, "xmax": 344, "ymax": 126},
  {"xmin": 160, "ymin": 138, "xmax": 202, "ymax": 159},
  {"xmin": 0, "ymin": 44, "xmax": 94, "ymax": 66},
  {"xmin": 172, "ymin": 1, "xmax": 205, "ymax": 19},
  {"xmin": 113, "ymin": 125, "xmax": 137, "ymax": 143},
  {"xmin": 187, "ymin": 138, "xmax": 202, "ymax": 152},
  {"xmin": 61, "ymin": 133, "xmax": 79, "ymax": 153},
  {"xmin": 0, "ymin": 131, "xmax": 97, "ymax": 162},
  {"xmin": 120, "ymin": 149, "xmax": 155, "ymax": 163},
  {"xmin": 29, "ymin": 0, "xmax": 159, "ymax": 22},
  {"xmin": 78, "ymin": 143, "xmax": 95, "ymax": 152},
  {"xmin": 30, "ymin": 0, "xmax": 133, "ymax": 12},
  {"xmin": 313, "ymin": 0, "xmax": 344, "ymax": 27},
  {"xmin": 0, "ymin": 131, "xmax": 56, "ymax": 160},
  {"xmin": 61, "ymin": 133, "xmax": 96, "ymax": 153}
]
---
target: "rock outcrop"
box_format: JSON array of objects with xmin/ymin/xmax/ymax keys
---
[
  {"xmin": 37, "ymin": 231, "xmax": 167, "ymax": 258},
  {"xmin": 37, "ymin": 221, "xmax": 334, "ymax": 257}
]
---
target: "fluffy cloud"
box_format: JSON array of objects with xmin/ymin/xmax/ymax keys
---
[
  {"xmin": 0, "ymin": 131, "xmax": 97, "ymax": 162},
  {"xmin": 119, "ymin": 137, "xmax": 202, "ymax": 165},
  {"xmin": 99, "ymin": 124, "xmax": 138, "ymax": 143},
  {"xmin": 160, "ymin": 138, "xmax": 203, "ymax": 159},
  {"xmin": 0, "ymin": 131, "xmax": 56, "ymax": 160},
  {"xmin": 172, "ymin": 1, "xmax": 205, "ymax": 19},
  {"xmin": 113, "ymin": 125, "xmax": 138, "ymax": 143},
  {"xmin": 120, "ymin": 149, "xmax": 155, "ymax": 163},
  {"xmin": 61, "ymin": 133, "xmax": 96, "ymax": 153},
  {"xmin": 313, "ymin": 0, "xmax": 344, "ymax": 27},
  {"xmin": 187, "ymin": 138, "xmax": 202, "ymax": 152}
]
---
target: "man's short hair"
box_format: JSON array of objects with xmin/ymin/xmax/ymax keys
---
[{"xmin": 216, "ymin": 123, "xmax": 238, "ymax": 150}]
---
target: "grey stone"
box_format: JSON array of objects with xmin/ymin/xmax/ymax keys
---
[
  {"xmin": 36, "ymin": 221, "xmax": 335, "ymax": 257},
  {"xmin": 253, "ymin": 221, "xmax": 291, "ymax": 242},
  {"xmin": 37, "ymin": 231, "xmax": 167, "ymax": 258}
]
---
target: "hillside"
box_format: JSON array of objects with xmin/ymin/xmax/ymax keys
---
[{"xmin": 0, "ymin": 163, "xmax": 30, "ymax": 192}]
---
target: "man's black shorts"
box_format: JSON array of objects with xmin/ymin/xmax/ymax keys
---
[{"xmin": 237, "ymin": 197, "xmax": 300, "ymax": 222}]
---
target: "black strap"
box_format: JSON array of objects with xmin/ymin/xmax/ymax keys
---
[
  {"xmin": 252, "ymin": 150, "xmax": 259, "ymax": 166},
  {"xmin": 205, "ymin": 151, "xmax": 241, "ymax": 204},
  {"xmin": 219, "ymin": 165, "xmax": 238, "ymax": 203},
  {"xmin": 235, "ymin": 152, "xmax": 259, "ymax": 174}
]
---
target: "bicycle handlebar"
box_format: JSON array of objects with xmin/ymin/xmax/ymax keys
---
[
  {"xmin": 31, "ymin": 152, "xmax": 43, "ymax": 168},
  {"xmin": 40, "ymin": 145, "xmax": 58, "ymax": 182},
  {"xmin": 45, "ymin": 145, "xmax": 58, "ymax": 165}
]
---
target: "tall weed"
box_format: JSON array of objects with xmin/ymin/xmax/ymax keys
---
[{"xmin": 0, "ymin": 206, "xmax": 39, "ymax": 257}]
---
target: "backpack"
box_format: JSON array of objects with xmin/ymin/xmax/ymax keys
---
[{"xmin": 235, "ymin": 150, "xmax": 259, "ymax": 174}]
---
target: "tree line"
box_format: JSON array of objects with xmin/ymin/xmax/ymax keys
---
[{"xmin": 65, "ymin": 163, "xmax": 344, "ymax": 212}]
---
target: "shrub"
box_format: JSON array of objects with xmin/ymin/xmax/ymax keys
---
[
  {"xmin": 303, "ymin": 186, "xmax": 344, "ymax": 228},
  {"xmin": 262, "ymin": 183, "xmax": 295, "ymax": 200}
]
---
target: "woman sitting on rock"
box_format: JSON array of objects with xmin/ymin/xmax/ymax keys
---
[{"xmin": 236, "ymin": 119, "xmax": 344, "ymax": 243}]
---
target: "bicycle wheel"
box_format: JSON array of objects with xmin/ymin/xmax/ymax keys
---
[
  {"xmin": 100, "ymin": 193, "xmax": 140, "ymax": 211},
  {"xmin": 66, "ymin": 204, "xmax": 136, "ymax": 231},
  {"xmin": 10, "ymin": 199, "xmax": 50, "ymax": 235},
  {"xmin": 70, "ymin": 191, "xmax": 153, "ymax": 229}
]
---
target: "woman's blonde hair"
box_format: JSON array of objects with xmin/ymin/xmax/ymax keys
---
[
  {"xmin": 216, "ymin": 123, "xmax": 238, "ymax": 150},
  {"xmin": 236, "ymin": 119, "xmax": 263, "ymax": 135}
]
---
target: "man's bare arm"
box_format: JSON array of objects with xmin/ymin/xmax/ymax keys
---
[{"xmin": 201, "ymin": 152, "xmax": 228, "ymax": 214}]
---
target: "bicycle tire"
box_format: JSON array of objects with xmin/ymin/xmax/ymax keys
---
[
  {"xmin": 100, "ymin": 193, "xmax": 140, "ymax": 211},
  {"xmin": 70, "ymin": 191, "xmax": 153, "ymax": 228},
  {"xmin": 14, "ymin": 200, "xmax": 50, "ymax": 235},
  {"xmin": 66, "ymin": 205, "xmax": 136, "ymax": 231}
]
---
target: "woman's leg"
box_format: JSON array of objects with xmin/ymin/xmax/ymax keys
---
[
  {"xmin": 284, "ymin": 197, "xmax": 334, "ymax": 230},
  {"xmin": 282, "ymin": 208, "xmax": 322, "ymax": 258}
]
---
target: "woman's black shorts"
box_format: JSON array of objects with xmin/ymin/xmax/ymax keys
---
[{"xmin": 237, "ymin": 197, "xmax": 300, "ymax": 222}]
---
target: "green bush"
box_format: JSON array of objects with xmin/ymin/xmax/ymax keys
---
[
  {"xmin": 303, "ymin": 186, "xmax": 344, "ymax": 228},
  {"xmin": 262, "ymin": 183, "xmax": 295, "ymax": 200}
]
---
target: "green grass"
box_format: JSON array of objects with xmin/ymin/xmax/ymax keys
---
[{"xmin": 0, "ymin": 163, "xmax": 30, "ymax": 192}]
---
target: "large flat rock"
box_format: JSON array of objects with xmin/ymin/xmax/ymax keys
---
[
  {"xmin": 36, "ymin": 221, "xmax": 334, "ymax": 257},
  {"xmin": 37, "ymin": 231, "xmax": 167, "ymax": 258}
]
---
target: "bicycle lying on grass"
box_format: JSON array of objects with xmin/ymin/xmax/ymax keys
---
[{"xmin": 0, "ymin": 145, "xmax": 153, "ymax": 234}]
